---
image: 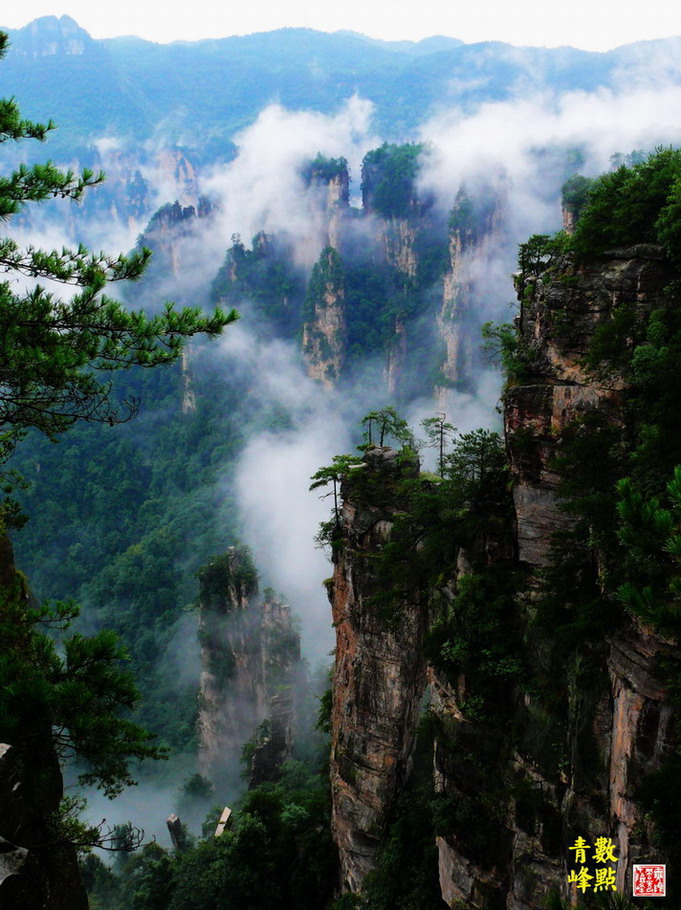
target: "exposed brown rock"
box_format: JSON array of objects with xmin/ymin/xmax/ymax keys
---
[
  {"xmin": 434, "ymin": 246, "xmax": 681, "ymax": 906},
  {"xmin": 302, "ymin": 247, "xmax": 346, "ymax": 388},
  {"xmin": 436, "ymin": 187, "xmax": 505, "ymax": 398},
  {"xmin": 329, "ymin": 447, "xmax": 427, "ymax": 892}
]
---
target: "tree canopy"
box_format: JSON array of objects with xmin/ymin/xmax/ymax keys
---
[{"xmin": 569, "ymin": 147, "xmax": 681, "ymax": 262}]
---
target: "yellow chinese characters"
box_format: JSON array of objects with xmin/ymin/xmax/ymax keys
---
[
  {"xmin": 593, "ymin": 837, "xmax": 618, "ymax": 864},
  {"xmin": 569, "ymin": 837, "xmax": 589, "ymax": 865},
  {"xmin": 594, "ymin": 867, "xmax": 617, "ymax": 892},
  {"xmin": 567, "ymin": 836, "xmax": 618, "ymax": 893},
  {"xmin": 568, "ymin": 866, "xmax": 593, "ymax": 893}
]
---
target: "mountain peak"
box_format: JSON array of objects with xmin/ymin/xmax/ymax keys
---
[{"xmin": 8, "ymin": 15, "xmax": 95, "ymax": 58}]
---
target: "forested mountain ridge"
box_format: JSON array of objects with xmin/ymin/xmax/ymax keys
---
[{"xmin": 2, "ymin": 14, "xmax": 679, "ymax": 155}]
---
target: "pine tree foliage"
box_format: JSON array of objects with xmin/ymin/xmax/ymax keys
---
[
  {"xmin": 0, "ymin": 29, "xmax": 237, "ymax": 456},
  {"xmin": 0, "ymin": 29, "xmax": 237, "ymax": 818}
]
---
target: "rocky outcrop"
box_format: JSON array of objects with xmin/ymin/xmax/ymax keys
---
[
  {"xmin": 329, "ymin": 447, "xmax": 428, "ymax": 892},
  {"xmin": 433, "ymin": 246, "xmax": 680, "ymax": 907},
  {"xmin": 302, "ymin": 246, "xmax": 346, "ymax": 387},
  {"xmin": 305, "ymin": 162, "xmax": 350, "ymax": 253},
  {"xmin": 562, "ymin": 205, "xmax": 576, "ymax": 235},
  {"xmin": 380, "ymin": 216, "xmax": 419, "ymax": 279},
  {"xmin": 437, "ymin": 186, "xmax": 505, "ymax": 397},
  {"xmin": 606, "ymin": 623, "xmax": 680, "ymax": 886},
  {"xmin": 326, "ymin": 245, "xmax": 681, "ymax": 906},
  {"xmin": 140, "ymin": 198, "xmax": 210, "ymax": 279},
  {"xmin": 507, "ymin": 245, "xmax": 671, "ymax": 567},
  {"xmin": 197, "ymin": 548, "xmax": 301, "ymax": 787}
]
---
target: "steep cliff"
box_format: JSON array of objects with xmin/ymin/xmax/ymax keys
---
[
  {"xmin": 428, "ymin": 244, "xmax": 681, "ymax": 906},
  {"xmin": 329, "ymin": 447, "xmax": 428, "ymax": 891},
  {"xmin": 302, "ymin": 246, "xmax": 347, "ymax": 387},
  {"xmin": 140, "ymin": 198, "xmax": 210, "ymax": 280},
  {"xmin": 329, "ymin": 243, "xmax": 681, "ymax": 907},
  {"xmin": 304, "ymin": 156, "xmax": 350, "ymax": 253},
  {"xmin": 437, "ymin": 185, "xmax": 506, "ymax": 398},
  {"xmin": 197, "ymin": 548, "xmax": 302, "ymax": 787}
]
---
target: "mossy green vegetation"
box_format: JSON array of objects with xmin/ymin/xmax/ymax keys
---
[
  {"xmin": 301, "ymin": 153, "xmax": 349, "ymax": 186},
  {"xmin": 361, "ymin": 142, "xmax": 425, "ymax": 219},
  {"xmin": 211, "ymin": 232, "xmax": 305, "ymax": 337}
]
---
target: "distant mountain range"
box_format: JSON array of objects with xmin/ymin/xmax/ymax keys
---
[{"xmin": 2, "ymin": 15, "xmax": 680, "ymax": 156}]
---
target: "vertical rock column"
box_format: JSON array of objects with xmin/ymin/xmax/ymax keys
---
[
  {"xmin": 197, "ymin": 547, "xmax": 264, "ymax": 782},
  {"xmin": 503, "ymin": 246, "xmax": 681, "ymax": 895},
  {"xmin": 436, "ymin": 184, "xmax": 506, "ymax": 400},
  {"xmin": 197, "ymin": 548, "xmax": 302, "ymax": 787},
  {"xmin": 329, "ymin": 447, "xmax": 428, "ymax": 892},
  {"xmin": 302, "ymin": 246, "xmax": 347, "ymax": 387}
]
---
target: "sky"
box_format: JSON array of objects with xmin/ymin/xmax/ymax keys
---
[{"xmin": 1, "ymin": 0, "xmax": 681, "ymax": 51}]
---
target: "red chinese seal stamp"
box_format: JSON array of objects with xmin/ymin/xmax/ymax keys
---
[{"xmin": 633, "ymin": 864, "xmax": 666, "ymax": 897}]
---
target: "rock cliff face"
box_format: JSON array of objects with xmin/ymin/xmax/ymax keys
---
[
  {"xmin": 302, "ymin": 246, "xmax": 346, "ymax": 387},
  {"xmin": 140, "ymin": 198, "xmax": 209, "ymax": 279},
  {"xmin": 508, "ymin": 244, "xmax": 669, "ymax": 566},
  {"xmin": 381, "ymin": 218, "xmax": 420, "ymax": 396},
  {"xmin": 437, "ymin": 187, "xmax": 505, "ymax": 398},
  {"xmin": 305, "ymin": 164, "xmax": 350, "ymax": 253},
  {"xmin": 329, "ymin": 246, "xmax": 681, "ymax": 906},
  {"xmin": 197, "ymin": 548, "xmax": 301, "ymax": 788},
  {"xmin": 435, "ymin": 246, "xmax": 680, "ymax": 906},
  {"xmin": 329, "ymin": 448, "xmax": 428, "ymax": 891}
]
